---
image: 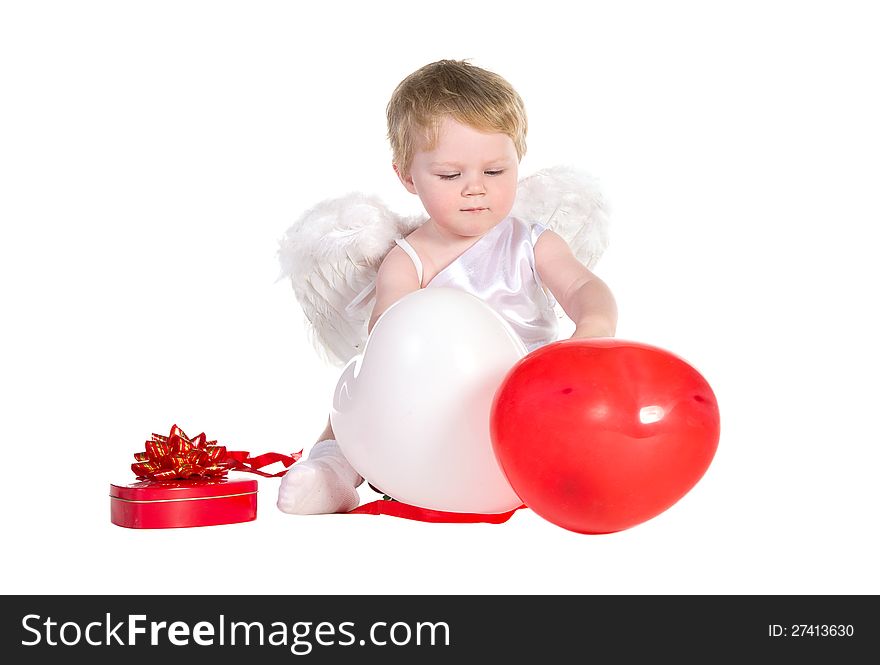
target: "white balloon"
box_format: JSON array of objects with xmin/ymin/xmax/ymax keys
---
[{"xmin": 331, "ymin": 288, "xmax": 526, "ymax": 513}]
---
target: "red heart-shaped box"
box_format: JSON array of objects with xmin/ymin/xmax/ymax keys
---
[{"xmin": 110, "ymin": 478, "xmax": 258, "ymax": 529}]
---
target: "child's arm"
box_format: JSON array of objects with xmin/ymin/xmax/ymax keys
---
[
  {"xmin": 534, "ymin": 230, "xmax": 618, "ymax": 339},
  {"xmin": 368, "ymin": 246, "xmax": 422, "ymax": 333}
]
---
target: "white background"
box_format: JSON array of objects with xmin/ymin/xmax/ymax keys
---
[{"xmin": 2, "ymin": 1, "xmax": 878, "ymax": 595}]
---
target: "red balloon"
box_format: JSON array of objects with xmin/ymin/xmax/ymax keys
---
[{"xmin": 490, "ymin": 339, "xmax": 720, "ymax": 534}]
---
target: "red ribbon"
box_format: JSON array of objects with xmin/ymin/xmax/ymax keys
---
[
  {"xmin": 132, "ymin": 424, "xmax": 301, "ymax": 481},
  {"xmin": 349, "ymin": 500, "xmax": 525, "ymax": 523}
]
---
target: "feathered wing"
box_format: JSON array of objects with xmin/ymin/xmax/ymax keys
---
[
  {"xmin": 278, "ymin": 166, "xmax": 610, "ymax": 366},
  {"xmin": 277, "ymin": 192, "xmax": 425, "ymax": 366},
  {"xmin": 511, "ymin": 165, "xmax": 610, "ymax": 269}
]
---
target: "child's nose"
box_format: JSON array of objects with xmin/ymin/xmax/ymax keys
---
[{"xmin": 462, "ymin": 175, "xmax": 486, "ymax": 195}]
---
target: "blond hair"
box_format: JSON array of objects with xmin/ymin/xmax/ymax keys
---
[{"xmin": 386, "ymin": 59, "xmax": 528, "ymax": 177}]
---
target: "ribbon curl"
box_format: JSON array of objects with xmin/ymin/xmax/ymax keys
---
[{"xmin": 132, "ymin": 424, "xmax": 300, "ymax": 481}]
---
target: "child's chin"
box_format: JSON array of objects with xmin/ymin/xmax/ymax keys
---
[{"xmin": 452, "ymin": 214, "xmax": 503, "ymax": 236}]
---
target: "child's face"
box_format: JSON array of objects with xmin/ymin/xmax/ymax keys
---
[{"xmin": 397, "ymin": 117, "xmax": 519, "ymax": 239}]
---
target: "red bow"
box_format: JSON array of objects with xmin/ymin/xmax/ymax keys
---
[{"xmin": 132, "ymin": 424, "xmax": 300, "ymax": 481}]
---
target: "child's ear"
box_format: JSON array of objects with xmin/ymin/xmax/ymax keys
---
[{"xmin": 393, "ymin": 163, "xmax": 418, "ymax": 195}]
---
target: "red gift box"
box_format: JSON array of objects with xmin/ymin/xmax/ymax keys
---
[
  {"xmin": 109, "ymin": 424, "xmax": 300, "ymax": 529},
  {"xmin": 110, "ymin": 478, "xmax": 258, "ymax": 529}
]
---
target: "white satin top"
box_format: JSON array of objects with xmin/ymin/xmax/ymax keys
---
[{"xmin": 395, "ymin": 216, "xmax": 559, "ymax": 352}]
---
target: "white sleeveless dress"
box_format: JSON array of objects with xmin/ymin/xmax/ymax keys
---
[{"xmin": 394, "ymin": 216, "xmax": 558, "ymax": 352}]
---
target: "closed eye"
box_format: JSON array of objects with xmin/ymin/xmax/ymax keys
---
[{"xmin": 437, "ymin": 169, "xmax": 505, "ymax": 180}]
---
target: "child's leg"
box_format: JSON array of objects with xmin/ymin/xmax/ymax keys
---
[{"xmin": 276, "ymin": 417, "xmax": 363, "ymax": 515}]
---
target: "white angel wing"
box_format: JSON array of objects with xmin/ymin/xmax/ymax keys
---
[
  {"xmin": 277, "ymin": 192, "xmax": 425, "ymax": 366},
  {"xmin": 511, "ymin": 164, "xmax": 610, "ymax": 269},
  {"xmin": 279, "ymin": 165, "xmax": 610, "ymax": 366}
]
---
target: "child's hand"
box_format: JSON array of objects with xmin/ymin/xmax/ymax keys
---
[
  {"xmin": 535, "ymin": 230, "xmax": 618, "ymax": 340},
  {"xmin": 571, "ymin": 321, "xmax": 616, "ymax": 340}
]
